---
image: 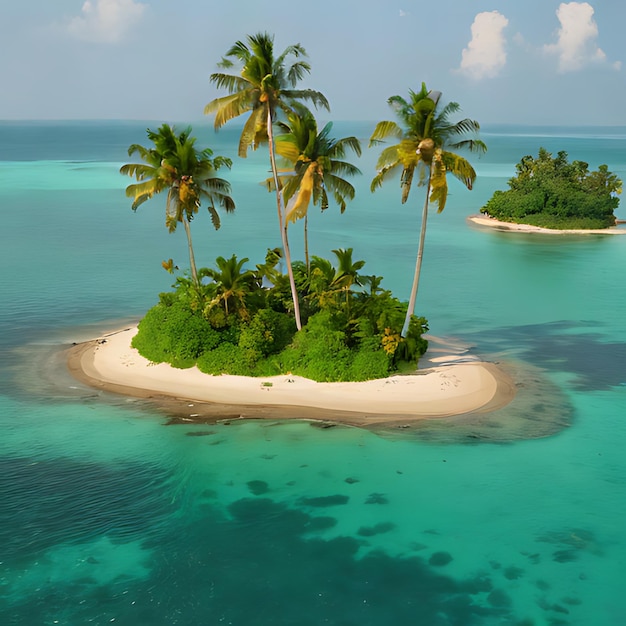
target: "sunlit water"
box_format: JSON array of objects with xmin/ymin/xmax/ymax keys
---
[{"xmin": 1, "ymin": 120, "xmax": 626, "ymax": 625}]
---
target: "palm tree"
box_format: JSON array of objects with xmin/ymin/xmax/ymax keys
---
[
  {"xmin": 306, "ymin": 248, "xmax": 365, "ymax": 313},
  {"xmin": 204, "ymin": 32, "xmax": 330, "ymax": 330},
  {"xmin": 370, "ymin": 83, "xmax": 486, "ymax": 337},
  {"xmin": 120, "ymin": 124, "xmax": 235, "ymax": 286},
  {"xmin": 202, "ymin": 254, "xmax": 259, "ymax": 319},
  {"xmin": 272, "ymin": 104, "xmax": 362, "ymax": 270}
]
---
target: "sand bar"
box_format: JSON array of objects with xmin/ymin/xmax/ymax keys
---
[
  {"xmin": 468, "ymin": 214, "xmax": 626, "ymax": 235},
  {"xmin": 66, "ymin": 327, "xmax": 516, "ymax": 428}
]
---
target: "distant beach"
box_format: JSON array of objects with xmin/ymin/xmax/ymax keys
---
[
  {"xmin": 66, "ymin": 326, "xmax": 517, "ymax": 429},
  {"xmin": 468, "ymin": 214, "xmax": 626, "ymax": 234}
]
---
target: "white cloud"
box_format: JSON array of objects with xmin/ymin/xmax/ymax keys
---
[
  {"xmin": 67, "ymin": 0, "xmax": 146, "ymax": 44},
  {"xmin": 458, "ymin": 11, "xmax": 509, "ymax": 80},
  {"xmin": 543, "ymin": 2, "xmax": 613, "ymax": 72}
]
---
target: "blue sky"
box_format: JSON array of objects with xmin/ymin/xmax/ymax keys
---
[{"xmin": 1, "ymin": 0, "xmax": 624, "ymax": 125}]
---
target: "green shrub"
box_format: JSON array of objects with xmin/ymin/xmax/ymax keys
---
[
  {"xmin": 394, "ymin": 316, "xmax": 429, "ymax": 366},
  {"xmin": 275, "ymin": 311, "xmax": 356, "ymax": 381},
  {"xmin": 238, "ymin": 309, "xmax": 296, "ymax": 357},
  {"xmin": 131, "ymin": 305, "xmax": 170, "ymax": 363},
  {"xmin": 197, "ymin": 343, "xmax": 255, "ymax": 376},
  {"xmin": 132, "ymin": 300, "xmax": 220, "ymax": 368},
  {"xmin": 347, "ymin": 338, "xmax": 391, "ymax": 381}
]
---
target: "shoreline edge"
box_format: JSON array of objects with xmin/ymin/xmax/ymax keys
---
[{"xmin": 66, "ymin": 326, "xmax": 517, "ymax": 429}]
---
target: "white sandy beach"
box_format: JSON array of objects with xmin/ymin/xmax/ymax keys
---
[
  {"xmin": 67, "ymin": 327, "xmax": 516, "ymax": 426},
  {"xmin": 468, "ymin": 214, "xmax": 626, "ymax": 234}
]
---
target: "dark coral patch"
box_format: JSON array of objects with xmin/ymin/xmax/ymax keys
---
[
  {"xmin": 429, "ymin": 551, "xmax": 453, "ymax": 567},
  {"xmin": 358, "ymin": 522, "xmax": 396, "ymax": 537},
  {"xmin": 247, "ymin": 480, "xmax": 269, "ymax": 495},
  {"xmin": 365, "ymin": 492, "xmax": 389, "ymax": 504},
  {"xmin": 299, "ymin": 494, "xmax": 349, "ymax": 507}
]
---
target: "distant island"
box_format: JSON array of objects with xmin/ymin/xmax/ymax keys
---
[{"xmin": 476, "ymin": 148, "xmax": 623, "ymax": 232}]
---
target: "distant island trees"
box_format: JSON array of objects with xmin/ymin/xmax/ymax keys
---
[{"xmin": 480, "ymin": 148, "xmax": 622, "ymax": 230}]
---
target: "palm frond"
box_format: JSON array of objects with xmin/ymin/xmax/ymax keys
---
[
  {"xmin": 447, "ymin": 117, "xmax": 482, "ymax": 136},
  {"xmin": 285, "ymin": 162, "xmax": 316, "ymax": 224},
  {"xmin": 274, "ymin": 135, "xmax": 303, "ymax": 162},
  {"xmin": 441, "ymin": 152, "xmax": 477, "ymax": 190},
  {"xmin": 208, "ymin": 154, "xmax": 233, "ymax": 170},
  {"xmin": 120, "ymin": 162, "xmax": 156, "ymax": 180},
  {"xmin": 286, "ymin": 60, "xmax": 312, "ymax": 86},
  {"xmin": 200, "ymin": 177, "xmax": 232, "ymax": 195},
  {"xmin": 401, "ymin": 166, "xmax": 415, "ymax": 204},
  {"xmin": 429, "ymin": 152, "xmax": 448, "ymax": 212},
  {"xmin": 370, "ymin": 164, "xmax": 397, "ymax": 192},
  {"xmin": 437, "ymin": 101, "xmax": 461, "ymax": 119},
  {"xmin": 205, "ymin": 92, "xmax": 253, "ymax": 129},
  {"xmin": 328, "ymin": 160, "xmax": 361, "ymax": 178},
  {"xmin": 276, "ymin": 174, "xmax": 299, "ymax": 203},
  {"xmin": 216, "ymin": 56, "xmax": 234, "ymax": 69},
  {"xmin": 239, "ymin": 107, "xmax": 267, "ymax": 157},
  {"xmin": 374, "ymin": 144, "xmax": 402, "ymax": 171},
  {"xmin": 125, "ymin": 143, "xmax": 154, "ymax": 160},
  {"xmin": 206, "ymin": 203, "xmax": 221, "ymax": 230},
  {"xmin": 387, "ymin": 94, "xmax": 410, "ymax": 112},
  {"xmin": 326, "ymin": 175, "xmax": 356, "ymax": 206},
  {"xmin": 164, "ymin": 190, "xmax": 181, "ymax": 233},
  {"xmin": 331, "ymin": 135, "xmax": 362, "ymax": 158},
  {"xmin": 247, "ymin": 32, "xmax": 274, "ymax": 63},
  {"xmin": 220, "ymin": 195, "xmax": 236, "ymax": 212},
  {"xmin": 448, "ymin": 138, "xmax": 488, "ymax": 155},
  {"xmin": 125, "ymin": 180, "xmax": 158, "ymax": 205},
  {"xmin": 209, "ymin": 72, "xmax": 250, "ymax": 94},
  {"xmin": 223, "ymin": 39, "xmax": 254, "ymax": 63},
  {"xmin": 369, "ymin": 121, "xmax": 402, "ymax": 146},
  {"xmin": 129, "ymin": 193, "xmax": 150, "ymax": 211},
  {"xmin": 283, "ymin": 89, "xmax": 330, "ymax": 111},
  {"xmin": 276, "ymin": 42, "xmax": 307, "ymax": 67}
]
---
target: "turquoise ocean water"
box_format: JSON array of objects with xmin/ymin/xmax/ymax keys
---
[{"xmin": 1, "ymin": 120, "xmax": 625, "ymax": 625}]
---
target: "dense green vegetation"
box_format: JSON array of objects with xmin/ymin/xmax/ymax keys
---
[
  {"xmin": 480, "ymin": 148, "xmax": 622, "ymax": 229},
  {"xmin": 122, "ymin": 33, "xmax": 487, "ymax": 382},
  {"xmin": 131, "ymin": 249, "xmax": 428, "ymax": 381}
]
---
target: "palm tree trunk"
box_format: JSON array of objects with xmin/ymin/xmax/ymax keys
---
[
  {"xmin": 266, "ymin": 108, "xmax": 302, "ymax": 330},
  {"xmin": 401, "ymin": 173, "xmax": 432, "ymax": 338},
  {"xmin": 304, "ymin": 214, "xmax": 310, "ymax": 274},
  {"xmin": 182, "ymin": 216, "xmax": 199, "ymax": 286}
]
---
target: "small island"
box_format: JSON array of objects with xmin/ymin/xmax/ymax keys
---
[
  {"xmin": 472, "ymin": 147, "xmax": 624, "ymax": 233},
  {"xmin": 67, "ymin": 33, "xmax": 519, "ymax": 427}
]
